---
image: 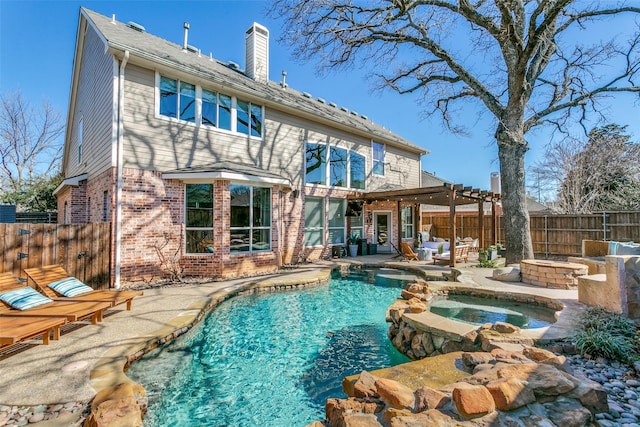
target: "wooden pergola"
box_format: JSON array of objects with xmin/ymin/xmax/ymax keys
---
[{"xmin": 348, "ymin": 183, "xmax": 501, "ymax": 267}]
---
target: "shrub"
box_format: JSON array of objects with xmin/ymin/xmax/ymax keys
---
[{"xmin": 573, "ymin": 306, "xmax": 639, "ymax": 363}]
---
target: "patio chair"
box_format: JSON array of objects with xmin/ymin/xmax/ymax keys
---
[
  {"xmin": 0, "ymin": 273, "xmax": 111, "ymax": 324},
  {"xmin": 400, "ymin": 243, "xmax": 419, "ymax": 261},
  {"xmin": 0, "ymin": 315, "xmax": 66, "ymax": 348},
  {"xmin": 24, "ymin": 265, "xmax": 143, "ymax": 311},
  {"xmin": 433, "ymin": 244, "xmax": 470, "ymax": 264}
]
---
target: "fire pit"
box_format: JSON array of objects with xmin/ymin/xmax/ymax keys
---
[{"xmin": 520, "ymin": 259, "xmax": 588, "ymax": 290}]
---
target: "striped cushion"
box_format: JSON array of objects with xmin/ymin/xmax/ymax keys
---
[
  {"xmin": 49, "ymin": 278, "xmax": 93, "ymax": 297},
  {"xmin": 0, "ymin": 287, "xmax": 53, "ymax": 310}
]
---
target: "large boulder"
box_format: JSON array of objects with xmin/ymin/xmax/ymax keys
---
[
  {"xmin": 492, "ymin": 267, "xmax": 521, "ymax": 282},
  {"xmin": 452, "ymin": 384, "xmax": 496, "ymax": 419},
  {"xmin": 353, "ymin": 371, "xmax": 380, "ymax": 399},
  {"xmin": 486, "ymin": 376, "xmax": 536, "ymax": 411},
  {"xmin": 414, "ymin": 386, "xmax": 450, "ymax": 411},
  {"xmin": 375, "ymin": 378, "xmax": 416, "ymax": 410},
  {"xmin": 497, "ymin": 363, "xmax": 577, "ymax": 397}
]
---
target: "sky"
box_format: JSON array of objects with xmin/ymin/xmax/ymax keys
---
[{"xmin": 1, "ymin": 0, "xmax": 638, "ymax": 195}]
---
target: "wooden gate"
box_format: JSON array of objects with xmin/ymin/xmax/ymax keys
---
[{"xmin": 0, "ymin": 223, "xmax": 112, "ymax": 289}]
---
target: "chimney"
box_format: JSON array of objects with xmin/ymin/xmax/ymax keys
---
[
  {"xmin": 245, "ymin": 23, "xmax": 269, "ymax": 82},
  {"xmin": 183, "ymin": 22, "xmax": 190, "ymax": 50},
  {"xmin": 491, "ymin": 172, "xmax": 501, "ymax": 195}
]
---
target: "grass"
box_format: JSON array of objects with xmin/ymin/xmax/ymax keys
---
[{"xmin": 573, "ymin": 306, "xmax": 640, "ymax": 363}]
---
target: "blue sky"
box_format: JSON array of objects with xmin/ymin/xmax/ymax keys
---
[{"xmin": 1, "ymin": 0, "xmax": 638, "ymax": 195}]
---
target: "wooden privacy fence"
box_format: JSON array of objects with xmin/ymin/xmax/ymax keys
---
[
  {"xmin": 0, "ymin": 223, "xmax": 112, "ymax": 289},
  {"xmin": 423, "ymin": 211, "xmax": 640, "ymax": 259}
]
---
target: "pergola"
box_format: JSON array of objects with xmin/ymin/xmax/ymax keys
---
[{"xmin": 348, "ymin": 183, "xmax": 501, "ymax": 266}]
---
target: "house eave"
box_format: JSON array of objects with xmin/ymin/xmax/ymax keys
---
[
  {"xmin": 162, "ymin": 171, "xmax": 291, "ymax": 187},
  {"xmin": 53, "ymin": 173, "xmax": 88, "ymax": 196}
]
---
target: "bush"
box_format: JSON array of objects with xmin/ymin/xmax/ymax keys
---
[
  {"xmin": 573, "ymin": 306, "xmax": 639, "ymax": 363},
  {"xmin": 475, "ymin": 259, "xmax": 499, "ymax": 268}
]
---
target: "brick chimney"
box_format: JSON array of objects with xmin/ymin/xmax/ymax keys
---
[{"xmin": 245, "ymin": 23, "xmax": 269, "ymax": 82}]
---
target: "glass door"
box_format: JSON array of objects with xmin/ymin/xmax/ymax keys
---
[{"xmin": 374, "ymin": 212, "xmax": 391, "ymax": 253}]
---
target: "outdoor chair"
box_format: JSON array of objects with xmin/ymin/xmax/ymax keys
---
[
  {"xmin": 433, "ymin": 244, "xmax": 470, "ymax": 264},
  {"xmin": 0, "ymin": 273, "xmax": 111, "ymax": 325},
  {"xmin": 400, "ymin": 243, "xmax": 419, "ymax": 261},
  {"xmin": 24, "ymin": 265, "xmax": 143, "ymax": 311},
  {"xmin": 0, "ymin": 315, "xmax": 66, "ymax": 348}
]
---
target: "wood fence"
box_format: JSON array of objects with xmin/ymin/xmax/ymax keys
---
[
  {"xmin": 0, "ymin": 223, "xmax": 112, "ymax": 289},
  {"xmin": 422, "ymin": 211, "xmax": 640, "ymax": 259}
]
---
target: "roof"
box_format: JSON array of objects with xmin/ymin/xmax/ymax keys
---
[
  {"xmin": 80, "ymin": 8, "xmax": 427, "ymax": 155},
  {"xmin": 162, "ymin": 161, "xmax": 290, "ymax": 186}
]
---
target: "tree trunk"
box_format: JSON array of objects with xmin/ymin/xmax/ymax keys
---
[{"xmin": 496, "ymin": 126, "xmax": 534, "ymax": 264}]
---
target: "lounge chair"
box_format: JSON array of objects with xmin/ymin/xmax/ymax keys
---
[
  {"xmin": 24, "ymin": 265, "xmax": 143, "ymax": 311},
  {"xmin": 0, "ymin": 315, "xmax": 66, "ymax": 348},
  {"xmin": 433, "ymin": 244, "xmax": 470, "ymax": 264},
  {"xmin": 400, "ymin": 243, "xmax": 419, "ymax": 261},
  {"xmin": 0, "ymin": 273, "xmax": 111, "ymax": 324}
]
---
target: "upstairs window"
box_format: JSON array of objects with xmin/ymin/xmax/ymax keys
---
[
  {"xmin": 202, "ymin": 90, "xmax": 232, "ymax": 131},
  {"xmin": 350, "ymin": 152, "xmax": 366, "ymax": 190},
  {"xmin": 372, "ymin": 142, "xmax": 385, "ymax": 176},
  {"xmin": 160, "ymin": 77, "xmax": 178, "ymax": 118},
  {"xmin": 236, "ymin": 99, "xmax": 263, "ymax": 137},
  {"xmin": 306, "ymin": 143, "xmax": 327, "ymax": 185},
  {"xmin": 330, "ymin": 147, "xmax": 347, "ymax": 187},
  {"xmin": 179, "ymin": 82, "xmax": 196, "ymax": 123}
]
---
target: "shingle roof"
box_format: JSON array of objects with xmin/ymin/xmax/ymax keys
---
[{"xmin": 82, "ymin": 8, "xmax": 426, "ymax": 154}]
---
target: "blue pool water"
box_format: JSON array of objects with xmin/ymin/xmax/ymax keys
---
[{"xmin": 127, "ymin": 269, "xmax": 412, "ymax": 426}]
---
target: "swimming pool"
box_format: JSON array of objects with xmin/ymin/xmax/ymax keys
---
[{"xmin": 127, "ymin": 269, "xmax": 412, "ymax": 426}]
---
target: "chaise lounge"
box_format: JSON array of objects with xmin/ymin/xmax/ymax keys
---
[
  {"xmin": 24, "ymin": 265, "xmax": 143, "ymax": 311},
  {"xmin": 0, "ymin": 273, "xmax": 111, "ymax": 325},
  {"xmin": 433, "ymin": 244, "xmax": 470, "ymax": 264},
  {"xmin": 0, "ymin": 315, "xmax": 66, "ymax": 348}
]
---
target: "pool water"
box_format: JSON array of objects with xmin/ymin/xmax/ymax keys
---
[
  {"xmin": 127, "ymin": 269, "xmax": 412, "ymax": 426},
  {"xmin": 429, "ymin": 294, "xmax": 557, "ymax": 328}
]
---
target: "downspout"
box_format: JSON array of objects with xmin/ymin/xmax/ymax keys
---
[{"xmin": 114, "ymin": 50, "xmax": 129, "ymax": 289}]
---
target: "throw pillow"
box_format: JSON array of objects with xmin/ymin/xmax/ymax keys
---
[
  {"xmin": 616, "ymin": 242, "xmax": 640, "ymax": 256},
  {"xmin": 49, "ymin": 277, "xmax": 94, "ymax": 297},
  {"xmin": 0, "ymin": 287, "xmax": 53, "ymax": 310}
]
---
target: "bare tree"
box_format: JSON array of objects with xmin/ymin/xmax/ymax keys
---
[
  {"xmin": 531, "ymin": 124, "xmax": 640, "ymax": 213},
  {"xmin": 0, "ymin": 90, "xmax": 64, "ymax": 210},
  {"xmin": 270, "ymin": 0, "xmax": 640, "ymax": 263}
]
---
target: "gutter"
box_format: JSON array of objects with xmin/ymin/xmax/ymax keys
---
[{"xmin": 114, "ymin": 50, "xmax": 129, "ymax": 289}]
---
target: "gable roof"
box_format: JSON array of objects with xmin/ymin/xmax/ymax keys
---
[{"xmin": 80, "ymin": 8, "xmax": 427, "ymax": 155}]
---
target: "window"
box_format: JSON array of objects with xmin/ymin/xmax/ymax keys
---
[
  {"xmin": 372, "ymin": 142, "xmax": 385, "ymax": 176},
  {"xmin": 202, "ymin": 90, "xmax": 232, "ymax": 131},
  {"xmin": 236, "ymin": 99, "xmax": 263, "ymax": 137},
  {"xmin": 180, "ymin": 82, "xmax": 196, "ymax": 123},
  {"xmin": 328, "ymin": 198, "xmax": 345, "ymax": 245},
  {"xmin": 304, "ymin": 196, "xmax": 324, "ymax": 246},
  {"xmin": 306, "ymin": 143, "xmax": 326, "ymax": 185},
  {"xmin": 103, "ymin": 191, "xmax": 109, "ymax": 222},
  {"xmin": 159, "ymin": 75, "xmax": 259, "ymax": 135},
  {"xmin": 185, "ymin": 184, "xmax": 214, "ymax": 254},
  {"xmin": 401, "ymin": 206, "xmax": 414, "ymax": 239},
  {"xmin": 160, "ymin": 76, "xmax": 178, "ymax": 118},
  {"xmin": 350, "ymin": 152, "xmax": 366, "ymax": 190},
  {"xmin": 330, "ymin": 147, "xmax": 347, "ymax": 187},
  {"xmin": 77, "ymin": 118, "xmax": 83, "ymax": 164},
  {"xmin": 230, "ymin": 185, "xmax": 271, "ymax": 253}
]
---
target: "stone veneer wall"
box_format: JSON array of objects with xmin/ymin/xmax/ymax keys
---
[
  {"xmin": 622, "ymin": 256, "xmax": 640, "ymax": 319},
  {"xmin": 521, "ymin": 260, "xmax": 588, "ymax": 289}
]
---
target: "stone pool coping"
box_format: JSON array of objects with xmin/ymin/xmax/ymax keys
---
[{"xmin": 0, "ymin": 257, "xmax": 584, "ymax": 426}]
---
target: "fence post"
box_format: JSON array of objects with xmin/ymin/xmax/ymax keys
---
[
  {"xmin": 603, "ymin": 211, "xmax": 607, "ymax": 241},
  {"xmin": 544, "ymin": 215, "xmax": 549, "ymax": 259}
]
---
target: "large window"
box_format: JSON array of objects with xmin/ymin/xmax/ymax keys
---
[
  {"xmin": 328, "ymin": 198, "xmax": 345, "ymax": 245},
  {"xmin": 230, "ymin": 185, "xmax": 271, "ymax": 253},
  {"xmin": 306, "ymin": 143, "xmax": 366, "ymax": 190},
  {"xmin": 306, "ymin": 143, "xmax": 326, "ymax": 185},
  {"xmin": 159, "ymin": 74, "xmax": 261, "ymax": 136},
  {"xmin": 186, "ymin": 184, "xmax": 214, "ymax": 253},
  {"xmin": 372, "ymin": 142, "xmax": 385, "ymax": 176},
  {"xmin": 330, "ymin": 147, "xmax": 347, "ymax": 187},
  {"xmin": 304, "ymin": 196, "xmax": 324, "ymax": 246},
  {"xmin": 401, "ymin": 206, "xmax": 414, "ymax": 239},
  {"xmin": 350, "ymin": 152, "xmax": 366, "ymax": 190},
  {"xmin": 349, "ymin": 215, "xmax": 364, "ymax": 241}
]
